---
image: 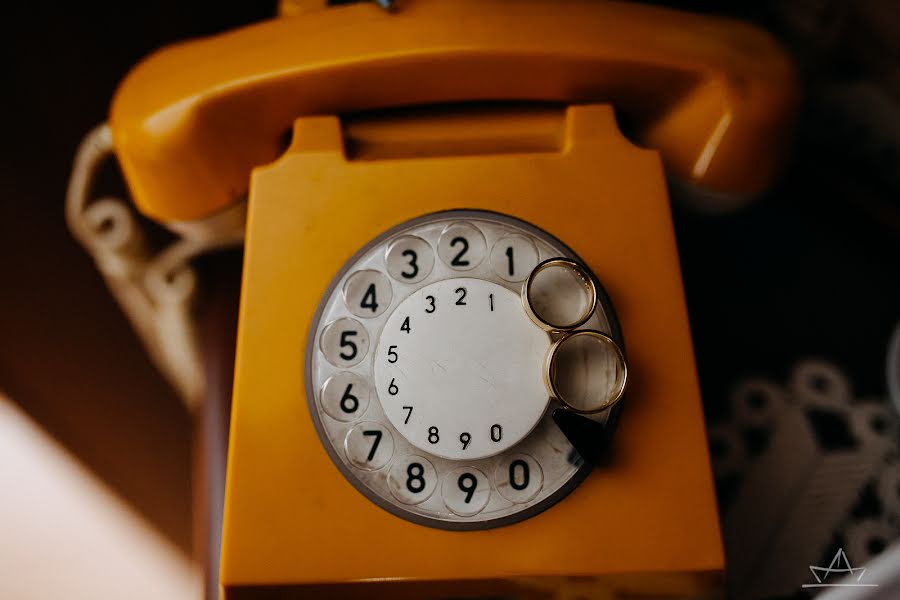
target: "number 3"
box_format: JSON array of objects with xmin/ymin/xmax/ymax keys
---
[{"xmin": 401, "ymin": 249, "xmax": 419, "ymax": 279}]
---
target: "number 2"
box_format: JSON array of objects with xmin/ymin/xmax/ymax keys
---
[
  {"xmin": 455, "ymin": 287, "xmax": 467, "ymax": 306},
  {"xmin": 450, "ymin": 236, "xmax": 470, "ymax": 267}
]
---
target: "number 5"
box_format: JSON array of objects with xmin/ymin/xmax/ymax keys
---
[{"xmin": 339, "ymin": 330, "xmax": 358, "ymax": 360}]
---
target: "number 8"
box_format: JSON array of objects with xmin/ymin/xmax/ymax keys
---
[{"xmin": 406, "ymin": 462, "xmax": 426, "ymax": 493}]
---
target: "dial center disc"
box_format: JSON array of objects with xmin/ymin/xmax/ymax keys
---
[{"xmin": 375, "ymin": 278, "xmax": 551, "ymax": 460}]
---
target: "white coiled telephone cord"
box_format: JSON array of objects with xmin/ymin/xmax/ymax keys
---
[{"xmin": 65, "ymin": 124, "xmax": 245, "ymax": 411}]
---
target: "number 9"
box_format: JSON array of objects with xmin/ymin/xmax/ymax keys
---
[{"xmin": 457, "ymin": 473, "xmax": 477, "ymax": 503}]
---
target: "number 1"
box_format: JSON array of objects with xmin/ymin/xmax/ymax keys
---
[{"xmin": 505, "ymin": 246, "xmax": 514, "ymax": 276}]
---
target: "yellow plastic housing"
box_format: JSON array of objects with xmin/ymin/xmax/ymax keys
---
[{"xmin": 221, "ymin": 105, "xmax": 723, "ymax": 598}]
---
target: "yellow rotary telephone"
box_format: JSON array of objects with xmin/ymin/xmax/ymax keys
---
[{"xmin": 98, "ymin": 0, "xmax": 796, "ymax": 597}]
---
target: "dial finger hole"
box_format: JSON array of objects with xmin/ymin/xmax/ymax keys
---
[
  {"xmin": 385, "ymin": 235, "xmax": 434, "ymax": 284},
  {"xmin": 343, "ymin": 270, "xmax": 392, "ymax": 318},
  {"xmin": 387, "ymin": 455, "xmax": 437, "ymax": 505},
  {"xmin": 490, "ymin": 234, "xmax": 539, "ymax": 282},
  {"xmin": 441, "ymin": 467, "xmax": 491, "ymax": 516},
  {"xmin": 320, "ymin": 318, "xmax": 369, "ymax": 367},
  {"xmin": 320, "ymin": 372, "xmax": 369, "ymax": 421},
  {"xmin": 523, "ymin": 258, "xmax": 597, "ymax": 331},
  {"xmin": 494, "ymin": 453, "xmax": 543, "ymax": 504},
  {"xmin": 344, "ymin": 422, "xmax": 393, "ymax": 471},
  {"xmin": 437, "ymin": 222, "xmax": 486, "ymax": 271},
  {"xmin": 546, "ymin": 330, "xmax": 626, "ymax": 414}
]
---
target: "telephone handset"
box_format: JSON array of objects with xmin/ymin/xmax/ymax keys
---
[
  {"xmin": 111, "ymin": 0, "xmax": 796, "ymax": 223},
  {"xmin": 106, "ymin": 0, "xmax": 795, "ymax": 595}
]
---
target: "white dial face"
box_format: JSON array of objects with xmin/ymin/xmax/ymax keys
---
[
  {"xmin": 306, "ymin": 211, "xmax": 621, "ymax": 530},
  {"xmin": 376, "ymin": 279, "xmax": 550, "ymax": 460}
]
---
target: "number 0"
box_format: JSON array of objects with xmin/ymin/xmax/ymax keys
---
[{"xmin": 509, "ymin": 459, "xmax": 530, "ymax": 490}]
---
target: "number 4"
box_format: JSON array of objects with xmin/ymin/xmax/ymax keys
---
[{"xmin": 360, "ymin": 283, "xmax": 379, "ymax": 313}]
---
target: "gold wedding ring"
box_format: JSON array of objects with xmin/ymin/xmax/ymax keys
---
[
  {"xmin": 545, "ymin": 330, "xmax": 627, "ymax": 414},
  {"xmin": 522, "ymin": 258, "xmax": 597, "ymax": 332}
]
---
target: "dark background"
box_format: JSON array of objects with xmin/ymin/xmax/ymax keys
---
[
  {"xmin": 1, "ymin": 0, "xmax": 897, "ymax": 589},
  {"xmin": 0, "ymin": 1, "xmax": 272, "ymax": 555}
]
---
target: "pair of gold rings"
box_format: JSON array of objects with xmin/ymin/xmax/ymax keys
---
[{"xmin": 522, "ymin": 258, "xmax": 627, "ymax": 414}]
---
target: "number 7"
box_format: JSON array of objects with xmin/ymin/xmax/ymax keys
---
[
  {"xmin": 402, "ymin": 406, "xmax": 413, "ymax": 424},
  {"xmin": 362, "ymin": 430, "xmax": 382, "ymax": 461}
]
